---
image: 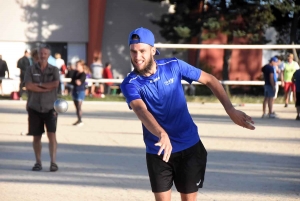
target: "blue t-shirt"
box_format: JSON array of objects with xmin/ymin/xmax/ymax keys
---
[
  {"xmin": 121, "ymin": 58, "xmax": 201, "ymax": 154},
  {"xmin": 293, "ymin": 69, "xmax": 300, "ymax": 92},
  {"xmin": 262, "ymin": 64, "xmax": 276, "ymax": 86}
]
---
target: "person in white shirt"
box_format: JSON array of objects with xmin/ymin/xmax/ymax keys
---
[
  {"xmin": 55, "ymin": 53, "xmax": 66, "ymax": 95},
  {"xmin": 90, "ymin": 55, "xmax": 104, "ymax": 97}
]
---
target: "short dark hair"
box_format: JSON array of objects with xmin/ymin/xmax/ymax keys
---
[
  {"xmin": 38, "ymin": 44, "xmax": 51, "ymax": 54},
  {"xmin": 275, "ymin": 55, "xmax": 283, "ymax": 61},
  {"xmin": 31, "ymin": 48, "xmax": 38, "ymax": 58},
  {"xmin": 76, "ymin": 60, "xmax": 85, "ymax": 67},
  {"xmin": 105, "ymin": 62, "xmax": 111, "ymax": 67}
]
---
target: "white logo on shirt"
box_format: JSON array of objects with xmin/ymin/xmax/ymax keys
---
[
  {"xmin": 164, "ymin": 78, "xmax": 174, "ymax": 85},
  {"xmin": 129, "ymin": 76, "xmax": 138, "ymax": 83},
  {"xmin": 150, "ymin": 77, "xmax": 160, "ymax": 83},
  {"xmin": 196, "ymin": 180, "xmax": 201, "ymax": 186}
]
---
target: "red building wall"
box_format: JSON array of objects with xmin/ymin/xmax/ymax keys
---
[
  {"xmin": 190, "ymin": 34, "xmax": 263, "ymax": 81},
  {"xmin": 229, "ymin": 38, "xmax": 262, "ymax": 81},
  {"xmin": 199, "ymin": 33, "xmax": 227, "ymax": 79}
]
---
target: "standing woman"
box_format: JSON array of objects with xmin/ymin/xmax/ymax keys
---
[{"xmin": 71, "ymin": 60, "xmax": 86, "ymax": 126}]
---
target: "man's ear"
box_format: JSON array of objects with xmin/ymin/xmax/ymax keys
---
[{"xmin": 152, "ymin": 47, "xmax": 156, "ymax": 56}]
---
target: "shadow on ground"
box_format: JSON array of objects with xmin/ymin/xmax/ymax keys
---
[{"xmin": 0, "ymin": 141, "xmax": 299, "ymax": 196}]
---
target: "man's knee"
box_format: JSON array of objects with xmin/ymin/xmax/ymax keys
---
[
  {"xmin": 33, "ymin": 136, "xmax": 42, "ymax": 143},
  {"xmin": 47, "ymin": 132, "xmax": 56, "ymax": 141}
]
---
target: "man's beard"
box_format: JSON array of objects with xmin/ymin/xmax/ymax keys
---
[{"xmin": 132, "ymin": 58, "xmax": 153, "ymax": 76}]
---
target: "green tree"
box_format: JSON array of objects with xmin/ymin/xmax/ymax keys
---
[
  {"xmin": 270, "ymin": 0, "xmax": 300, "ymax": 61},
  {"xmin": 148, "ymin": 0, "xmax": 276, "ymax": 80},
  {"xmin": 148, "ymin": 0, "xmax": 205, "ymax": 43}
]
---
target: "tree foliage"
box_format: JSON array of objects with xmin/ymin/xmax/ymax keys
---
[
  {"xmin": 147, "ymin": 0, "xmax": 300, "ymax": 79},
  {"xmin": 270, "ymin": 0, "xmax": 300, "ymax": 44},
  {"xmin": 203, "ymin": 1, "xmax": 276, "ymax": 44},
  {"xmin": 149, "ymin": 0, "xmax": 278, "ymax": 44},
  {"xmin": 147, "ymin": 0, "xmax": 204, "ymax": 43}
]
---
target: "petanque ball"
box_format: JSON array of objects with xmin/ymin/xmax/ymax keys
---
[{"xmin": 54, "ymin": 99, "xmax": 68, "ymax": 113}]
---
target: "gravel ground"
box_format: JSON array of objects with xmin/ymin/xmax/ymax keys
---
[{"xmin": 0, "ymin": 100, "xmax": 299, "ymax": 201}]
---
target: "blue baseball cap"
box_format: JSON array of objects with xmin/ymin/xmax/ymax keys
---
[
  {"xmin": 270, "ymin": 56, "xmax": 278, "ymax": 62},
  {"xmin": 128, "ymin": 27, "xmax": 160, "ymax": 55}
]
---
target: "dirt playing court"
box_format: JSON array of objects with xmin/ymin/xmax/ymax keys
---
[{"xmin": 0, "ymin": 100, "xmax": 299, "ymax": 201}]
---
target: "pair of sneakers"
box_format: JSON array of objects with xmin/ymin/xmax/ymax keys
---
[{"xmin": 262, "ymin": 112, "xmax": 276, "ymax": 118}]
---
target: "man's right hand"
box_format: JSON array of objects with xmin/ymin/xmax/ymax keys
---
[
  {"xmin": 155, "ymin": 133, "xmax": 172, "ymax": 163},
  {"xmin": 281, "ymin": 82, "xmax": 285, "ymax": 87},
  {"xmin": 130, "ymin": 99, "xmax": 173, "ymax": 162}
]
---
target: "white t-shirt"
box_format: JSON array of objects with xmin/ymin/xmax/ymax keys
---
[
  {"xmin": 90, "ymin": 62, "xmax": 103, "ymax": 79},
  {"xmin": 56, "ymin": 58, "xmax": 65, "ymax": 70}
]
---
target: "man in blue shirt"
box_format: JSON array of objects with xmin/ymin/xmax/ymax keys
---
[
  {"xmin": 121, "ymin": 27, "xmax": 255, "ymax": 201},
  {"xmin": 261, "ymin": 57, "xmax": 278, "ymax": 118}
]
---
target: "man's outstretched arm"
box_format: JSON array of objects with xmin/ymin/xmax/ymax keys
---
[
  {"xmin": 130, "ymin": 99, "xmax": 172, "ymax": 162},
  {"xmin": 198, "ymin": 71, "xmax": 255, "ymax": 130}
]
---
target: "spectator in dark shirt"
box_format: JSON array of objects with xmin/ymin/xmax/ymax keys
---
[
  {"xmin": 71, "ymin": 60, "xmax": 86, "ymax": 126},
  {"xmin": 0, "ymin": 55, "xmax": 9, "ymax": 96},
  {"xmin": 17, "ymin": 49, "xmax": 31, "ymax": 98},
  {"xmin": 261, "ymin": 56, "xmax": 278, "ymax": 118},
  {"xmin": 292, "ymin": 69, "xmax": 300, "ymax": 120},
  {"xmin": 65, "ymin": 63, "xmax": 76, "ymax": 95}
]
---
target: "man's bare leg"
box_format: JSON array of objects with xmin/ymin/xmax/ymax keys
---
[
  {"xmin": 99, "ymin": 84, "xmax": 104, "ymax": 94},
  {"xmin": 284, "ymin": 91, "xmax": 289, "ymax": 105},
  {"xmin": 33, "ymin": 135, "xmax": 42, "ymax": 164},
  {"xmin": 47, "ymin": 132, "xmax": 57, "ymax": 163},
  {"xmin": 154, "ymin": 189, "xmax": 171, "ymax": 201},
  {"xmin": 180, "ymin": 192, "xmax": 198, "ymax": 201},
  {"xmin": 262, "ymin": 97, "xmax": 267, "ymax": 114},
  {"xmin": 268, "ymin": 97, "xmax": 274, "ymax": 114},
  {"xmin": 91, "ymin": 84, "xmax": 95, "ymax": 95},
  {"xmin": 0, "ymin": 83, "xmax": 3, "ymax": 96}
]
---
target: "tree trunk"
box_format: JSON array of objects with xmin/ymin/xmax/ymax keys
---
[
  {"xmin": 195, "ymin": 34, "xmax": 203, "ymax": 68},
  {"xmin": 222, "ymin": 49, "xmax": 231, "ymax": 80},
  {"xmin": 195, "ymin": 0, "xmax": 205, "ymax": 68},
  {"xmin": 219, "ymin": 0, "xmax": 231, "ymax": 95},
  {"xmin": 222, "ymin": 48, "xmax": 231, "ymax": 96},
  {"xmin": 290, "ymin": 11, "xmax": 299, "ymax": 62}
]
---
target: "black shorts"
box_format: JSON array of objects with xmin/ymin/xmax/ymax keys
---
[
  {"xmin": 28, "ymin": 107, "xmax": 58, "ymax": 136},
  {"xmin": 296, "ymin": 92, "xmax": 300, "ymax": 107},
  {"xmin": 146, "ymin": 140, "xmax": 207, "ymax": 194}
]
